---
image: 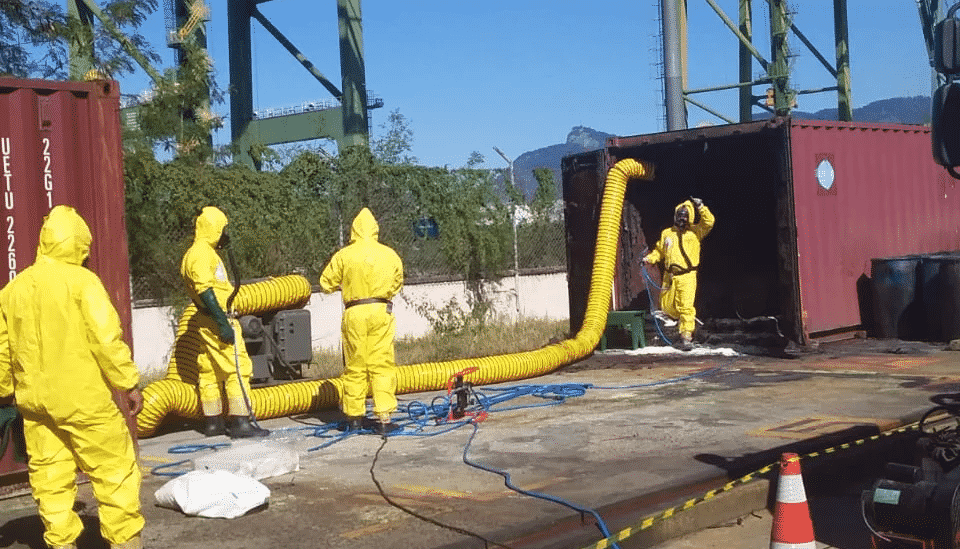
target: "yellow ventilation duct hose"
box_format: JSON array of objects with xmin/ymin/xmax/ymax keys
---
[{"xmin": 137, "ymin": 159, "xmax": 654, "ymax": 437}]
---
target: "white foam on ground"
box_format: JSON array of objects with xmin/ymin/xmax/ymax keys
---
[{"xmin": 601, "ymin": 345, "xmax": 741, "ymax": 357}]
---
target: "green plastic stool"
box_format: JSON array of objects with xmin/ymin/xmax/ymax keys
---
[{"xmin": 599, "ymin": 310, "xmax": 648, "ymax": 351}]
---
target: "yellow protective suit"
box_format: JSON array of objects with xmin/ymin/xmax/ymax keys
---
[
  {"xmin": 0, "ymin": 205, "xmax": 143, "ymax": 548},
  {"xmin": 644, "ymin": 200, "xmax": 715, "ymax": 337},
  {"xmin": 180, "ymin": 206, "xmax": 252, "ymax": 417},
  {"xmin": 319, "ymin": 208, "xmax": 404, "ymax": 420}
]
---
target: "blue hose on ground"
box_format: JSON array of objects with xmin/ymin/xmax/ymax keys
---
[
  {"xmin": 151, "ymin": 460, "xmax": 193, "ymax": 477},
  {"xmin": 304, "ymin": 382, "xmax": 585, "ymax": 450},
  {"xmin": 150, "ymin": 443, "xmax": 232, "ymax": 477},
  {"xmin": 309, "ymin": 381, "xmax": 623, "ymax": 548},
  {"xmin": 153, "ymin": 370, "xmax": 723, "ymax": 545},
  {"xmin": 640, "ymin": 262, "xmax": 674, "ymax": 346},
  {"xmin": 471, "ymin": 383, "xmax": 590, "ymax": 412}
]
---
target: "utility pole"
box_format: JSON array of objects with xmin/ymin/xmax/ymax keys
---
[{"xmin": 493, "ymin": 146, "xmax": 521, "ymax": 319}]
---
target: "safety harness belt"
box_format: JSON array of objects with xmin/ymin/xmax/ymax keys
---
[
  {"xmin": 669, "ymin": 232, "xmax": 698, "ymax": 276},
  {"xmin": 344, "ymin": 297, "xmax": 393, "ymax": 309}
]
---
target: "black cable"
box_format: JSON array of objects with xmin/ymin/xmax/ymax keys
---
[
  {"xmin": 369, "ymin": 437, "xmax": 515, "ymax": 549},
  {"xmin": 224, "ymin": 244, "xmax": 241, "ymax": 313},
  {"xmin": 929, "ymin": 393, "xmax": 960, "ymax": 412},
  {"xmin": 222, "ymin": 242, "xmax": 264, "ymax": 429}
]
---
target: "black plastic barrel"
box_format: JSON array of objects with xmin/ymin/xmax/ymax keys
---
[
  {"xmin": 871, "ymin": 256, "xmax": 922, "ymax": 340},
  {"xmin": 921, "ymin": 255, "xmax": 960, "ymax": 342},
  {"xmin": 921, "ymin": 255, "xmax": 947, "ymax": 341}
]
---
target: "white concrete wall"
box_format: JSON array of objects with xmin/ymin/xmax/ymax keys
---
[{"xmin": 132, "ymin": 272, "xmax": 570, "ymax": 382}]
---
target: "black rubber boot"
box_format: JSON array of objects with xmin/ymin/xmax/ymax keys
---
[
  {"xmin": 677, "ymin": 333, "xmax": 694, "ymax": 352},
  {"xmin": 226, "ymin": 415, "xmax": 270, "ymax": 438},
  {"xmin": 374, "ymin": 420, "xmax": 401, "ymax": 436},
  {"xmin": 337, "ymin": 417, "xmax": 364, "ymax": 432},
  {"xmin": 374, "ymin": 412, "xmax": 400, "ymax": 435},
  {"xmin": 201, "ymin": 415, "xmax": 225, "ymax": 437}
]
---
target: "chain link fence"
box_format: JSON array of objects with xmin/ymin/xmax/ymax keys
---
[{"xmin": 130, "ymin": 208, "xmax": 567, "ymax": 307}]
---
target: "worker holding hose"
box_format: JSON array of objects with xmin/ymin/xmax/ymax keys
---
[
  {"xmin": 643, "ymin": 198, "xmax": 715, "ymax": 350},
  {"xmin": 0, "ymin": 205, "xmax": 144, "ymax": 549},
  {"xmin": 320, "ymin": 208, "xmax": 404, "ymax": 435},
  {"xmin": 181, "ymin": 206, "xmax": 268, "ymax": 438}
]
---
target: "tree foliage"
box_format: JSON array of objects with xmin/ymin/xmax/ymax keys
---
[
  {"xmin": 0, "ymin": 0, "xmax": 160, "ymax": 79},
  {"xmin": 127, "ymin": 143, "xmax": 515, "ymax": 311},
  {"xmin": 129, "ymin": 40, "xmax": 224, "ymax": 164},
  {"xmin": 371, "ymin": 109, "xmax": 417, "ymax": 165},
  {"xmin": 1, "ymin": 1, "xmax": 221, "ymax": 164},
  {"xmin": 531, "ymin": 167, "xmax": 557, "ymax": 217},
  {"xmin": 125, "ymin": 153, "xmax": 335, "ymax": 305},
  {"xmin": 2, "ymin": 3, "xmax": 562, "ymax": 322}
]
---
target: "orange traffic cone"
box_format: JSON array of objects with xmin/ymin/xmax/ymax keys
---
[{"xmin": 770, "ymin": 452, "xmax": 816, "ymax": 549}]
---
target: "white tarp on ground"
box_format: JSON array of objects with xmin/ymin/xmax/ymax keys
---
[{"xmin": 192, "ymin": 440, "xmax": 300, "ymax": 480}]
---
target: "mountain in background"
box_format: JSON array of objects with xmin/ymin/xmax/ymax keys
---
[
  {"xmin": 512, "ymin": 96, "xmax": 931, "ymax": 199},
  {"xmin": 791, "ymin": 95, "xmax": 930, "ymax": 125},
  {"xmin": 513, "ymin": 126, "xmax": 613, "ymax": 199}
]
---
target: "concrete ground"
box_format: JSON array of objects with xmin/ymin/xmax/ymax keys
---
[{"xmin": 1, "ymin": 337, "xmax": 957, "ymax": 549}]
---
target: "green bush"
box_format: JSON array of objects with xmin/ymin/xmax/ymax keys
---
[{"xmin": 125, "ymin": 146, "xmax": 527, "ymax": 307}]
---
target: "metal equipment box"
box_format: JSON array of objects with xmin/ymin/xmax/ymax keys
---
[
  {"xmin": 272, "ymin": 309, "xmax": 312, "ymax": 364},
  {"xmin": 245, "ymin": 308, "xmax": 313, "ymax": 383}
]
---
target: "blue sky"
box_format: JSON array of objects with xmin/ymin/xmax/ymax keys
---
[{"xmin": 120, "ymin": 0, "xmax": 934, "ymax": 169}]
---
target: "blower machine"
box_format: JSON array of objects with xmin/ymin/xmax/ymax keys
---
[{"xmin": 862, "ymin": 394, "xmax": 960, "ymax": 548}]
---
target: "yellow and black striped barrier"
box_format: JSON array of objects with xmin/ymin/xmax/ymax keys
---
[{"xmin": 579, "ymin": 421, "xmax": 925, "ymax": 549}]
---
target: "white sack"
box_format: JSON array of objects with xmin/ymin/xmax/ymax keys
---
[{"xmin": 154, "ymin": 470, "xmax": 270, "ymax": 519}]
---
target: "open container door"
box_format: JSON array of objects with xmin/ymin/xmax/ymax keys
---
[{"xmin": 563, "ymin": 119, "xmax": 802, "ymax": 347}]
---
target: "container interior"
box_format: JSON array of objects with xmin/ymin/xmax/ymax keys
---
[{"xmin": 564, "ymin": 121, "xmax": 803, "ymax": 344}]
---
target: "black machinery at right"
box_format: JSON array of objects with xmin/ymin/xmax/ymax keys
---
[{"xmin": 863, "ymin": 394, "xmax": 960, "ymax": 548}]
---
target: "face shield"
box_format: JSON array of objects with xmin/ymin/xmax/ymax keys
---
[
  {"xmin": 216, "ymin": 229, "xmax": 231, "ymax": 249},
  {"xmin": 674, "ymin": 207, "xmax": 690, "ymax": 230}
]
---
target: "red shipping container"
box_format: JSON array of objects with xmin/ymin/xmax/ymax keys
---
[
  {"xmin": 0, "ymin": 77, "xmax": 133, "ymax": 491},
  {"xmin": 562, "ymin": 118, "xmax": 960, "ymax": 345}
]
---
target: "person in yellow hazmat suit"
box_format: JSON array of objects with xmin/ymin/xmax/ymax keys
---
[
  {"xmin": 181, "ymin": 206, "xmax": 268, "ymax": 438},
  {"xmin": 643, "ymin": 198, "xmax": 715, "ymax": 350},
  {"xmin": 319, "ymin": 208, "xmax": 404, "ymax": 435},
  {"xmin": 0, "ymin": 205, "xmax": 144, "ymax": 549}
]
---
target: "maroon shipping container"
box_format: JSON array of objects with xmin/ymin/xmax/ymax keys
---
[
  {"xmin": 562, "ymin": 117, "xmax": 960, "ymax": 345},
  {"xmin": 0, "ymin": 77, "xmax": 133, "ymax": 491}
]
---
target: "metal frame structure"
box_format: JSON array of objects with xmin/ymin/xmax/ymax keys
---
[
  {"xmin": 918, "ymin": 0, "xmax": 948, "ymax": 93},
  {"xmin": 228, "ymin": 0, "xmax": 382, "ymax": 169},
  {"xmin": 67, "ymin": 0, "xmax": 382, "ymax": 168},
  {"xmin": 164, "ymin": 0, "xmax": 212, "ymax": 149},
  {"xmin": 661, "ymin": 0, "xmax": 854, "ymax": 130}
]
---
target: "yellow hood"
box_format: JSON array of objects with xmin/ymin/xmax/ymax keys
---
[
  {"xmin": 349, "ymin": 207, "xmax": 379, "ymax": 243},
  {"xmin": 38, "ymin": 205, "xmax": 92, "ymax": 266},
  {"xmin": 194, "ymin": 206, "xmax": 228, "ymax": 247}
]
